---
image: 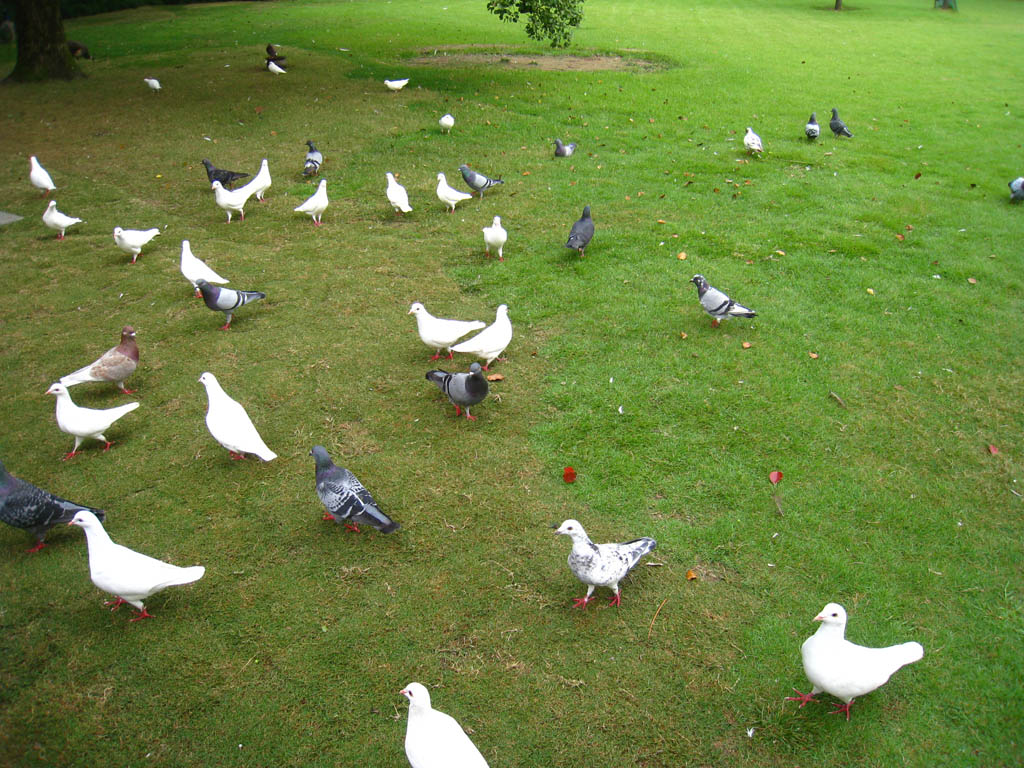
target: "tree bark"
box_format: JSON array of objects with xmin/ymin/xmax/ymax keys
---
[
  {"xmin": 834, "ymin": 0, "xmax": 843, "ymax": 9},
  {"xmin": 4, "ymin": 0, "xmax": 83, "ymax": 83}
]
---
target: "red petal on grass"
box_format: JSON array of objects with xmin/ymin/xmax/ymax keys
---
[
  {"xmin": 988, "ymin": 444, "xmax": 999, "ymax": 455},
  {"xmin": 769, "ymin": 470, "xmax": 783, "ymax": 485},
  {"xmin": 563, "ymin": 466, "xmax": 577, "ymax": 483}
]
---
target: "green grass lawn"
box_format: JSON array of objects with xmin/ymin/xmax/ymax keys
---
[{"xmin": 1, "ymin": 0, "xmax": 1022, "ymax": 765}]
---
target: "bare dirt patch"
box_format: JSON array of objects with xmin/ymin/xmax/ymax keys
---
[{"xmin": 408, "ymin": 47, "xmax": 665, "ymax": 72}]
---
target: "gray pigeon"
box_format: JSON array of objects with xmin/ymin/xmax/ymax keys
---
[
  {"xmin": 690, "ymin": 274, "xmax": 756, "ymax": 327},
  {"xmin": 309, "ymin": 446, "xmax": 400, "ymax": 534},
  {"xmin": 565, "ymin": 205, "xmax": 594, "ymax": 257},
  {"xmin": 0, "ymin": 458, "xmax": 105, "ymax": 552},
  {"xmin": 202, "ymin": 159, "xmax": 249, "ymax": 189},
  {"xmin": 195, "ymin": 278, "xmax": 265, "ymax": 330},
  {"xmin": 425, "ymin": 362, "xmax": 489, "ymax": 421},
  {"xmin": 553, "ymin": 519, "xmax": 656, "ymax": 608},
  {"xmin": 303, "ymin": 140, "xmax": 323, "ymax": 177},
  {"xmin": 805, "ymin": 112, "xmax": 820, "ymax": 140},
  {"xmin": 1009, "ymin": 177, "xmax": 1024, "ymax": 202},
  {"xmin": 458, "ymin": 164, "xmax": 504, "ymax": 199},
  {"xmin": 554, "ymin": 139, "xmax": 577, "ymax": 157},
  {"xmin": 830, "ymin": 108, "xmax": 854, "ymax": 138}
]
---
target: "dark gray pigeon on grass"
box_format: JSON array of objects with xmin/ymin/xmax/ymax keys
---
[
  {"xmin": 805, "ymin": 112, "xmax": 820, "ymax": 140},
  {"xmin": 458, "ymin": 164, "xmax": 504, "ymax": 199},
  {"xmin": 565, "ymin": 205, "xmax": 594, "ymax": 257},
  {"xmin": 303, "ymin": 141, "xmax": 323, "ymax": 177},
  {"xmin": 309, "ymin": 446, "xmax": 400, "ymax": 533},
  {"xmin": 0, "ymin": 458, "xmax": 105, "ymax": 552},
  {"xmin": 690, "ymin": 274, "xmax": 756, "ymax": 327},
  {"xmin": 553, "ymin": 518, "xmax": 656, "ymax": 608},
  {"xmin": 554, "ymin": 139, "xmax": 576, "ymax": 157},
  {"xmin": 829, "ymin": 108, "xmax": 854, "ymax": 138},
  {"xmin": 202, "ymin": 159, "xmax": 249, "ymax": 189},
  {"xmin": 195, "ymin": 279, "xmax": 265, "ymax": 330},
  {"xmin": 426, "ymin": 362, "xmax": 489, "ymax": 421}
]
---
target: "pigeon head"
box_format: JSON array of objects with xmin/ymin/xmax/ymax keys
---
[
  {"xmin": 581, "ymin": 205, "xmax": 591, "ymax": 219},
  {"xmin": 198, "ymin": 372, "xmax": 218, "ymax": 389},
  {"xmin": 469, "ymin": 362, "xmax": 483, "ymax": 375},
  {"xmin": 211, "ymin": 181, "xmax": 223, "ymax": 192},
  {"xmin": 400, "ymin": 682, "xmax": 431, "ymax": 710},
  {"xmin": 690, "ymin": 274, "xmax": 708, "ymax": 291},
  {"xmin": 112, "ymin": 227, "xmax": 124, "ymax": 238},
  {"xmin": 554, "ymin": 518, "xmax": 586, "ymax": 538},
  {"xmin": 408, "ymin": 302, "xmax": 425, "ymax": 316},
  {"xmin": 809, "ymin": 112, "xmax": 817, "ymax": 122},
  {"xmin": 813, "ymin": 602, "xmax": 848, "ymax": 626},
  {"xmin": 194, "ymin": 279, "xmax": 214, "ymax": 298},
  {"xmin": 68, "ymin": 510, "xmax": 102, "ymax": 529},
  {"xmin": 492, "ymin": 215, "xmax": 502, "ymax": 226},
  {"xmin": 831, "ymin": 108, "xmax": 839, "ymax": 117},
  {"xmin": 45, "ymin": 382, "xmax": 67, "ymax": 397},
  {"xmin": 46, "ymin": 200, "xmax": 57, "ymax": 211},
  {"xmin": 496, "ymin": 304, "xmax": 509, "ymax": 319},
  {"xmin": 121, "ymin": 326, "xmax": 136, "ymax": 341},
  {"xmin": 202, "ymin": 159, "xmax": 213, "ymax": 169},
  {"xmin": 307, "ymin": 140, "xmax": 317, "ymax": 151},
  {"xmin": 309, "ymin": 445, "xmax": 334, "ymax": 469},
  {"xmin": 436, "ymin": 172, "xmax": 446, "ymax": 182}
]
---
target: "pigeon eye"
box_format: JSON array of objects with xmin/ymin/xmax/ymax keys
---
[{"xmin": 831, "ymin": 612, "xmax": 838, "ymax": 617}]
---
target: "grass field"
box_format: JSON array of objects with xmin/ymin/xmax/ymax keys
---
[{"xmin": 1, "ymin": 0, "xmax": 1022, "ymax": 765}]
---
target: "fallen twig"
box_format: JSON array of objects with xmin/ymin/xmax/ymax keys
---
[{"xmin": 647, "ymin": 596, "xmax": 669, "ymax": 640}]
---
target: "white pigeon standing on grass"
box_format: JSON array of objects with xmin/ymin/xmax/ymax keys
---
[
  {"xmin": 240, "ymin": 158, "xmax": 272, "ymax": 202},
  {"xmin": 180, "ymin": 240, "xmax": 229, "ymax": 296},
  {"xmin": 553, "ymin": 519, "xmax": 657, "ymax": 608},
  {"xmin": 29, "ymin": 156, "xmax": 56, "ymax": 196},
  {"xmin": 408, "ymin": 302, "xmax": 486, "ymax": 361},
  {"xmin": 436, "ymin": 173, "xmax": 472, "ymax": 213},
  {"xmin": 211, "ymin": 180, "xmax": 254, "ymax": 222},
  {"xmin": 198, "ymin": 372, "xmax": 277, "ymax": 461},
  {"xmin": 294, "ymin": 179, "xmax": 328, "ymax": 226},
  {"xmin": 42, "ymin": 200, "xmax": 82, "ymax": 240},
  {"xmin": 386, "ymin": 172, "xmax": 413, "ymax": 214},
  {"xmin": 1009, "ymin": 177, "xmax": 1024, "ymax": 202},
  {"xmin": 689, "ymin": 274, "xmax": 756, "ymax": 327},
  {"xmin": 482, "ymin": 216, "xmax": 507, "ymax": 261},
  {"xmin": 69, "ymin": 510, "xmax": 205, "ymax": 622},
  {"xmin": 786, "ymin": 602, "xmax": 924, "ymax": 721},
  {"xmin": 113, "ymin": 226, "xmax": 160, "ymax": 264},
  {"xmin": 450, "ymin": 304, "xmax": 512, "ymax": 370},
  {"xmin": 439, "ymin": 113, "xmax": 455, "ymax": 133},
  {"xmin": 143, "ymin": 77, "xmax": 161, "ymax": 91},
  {"xmin": 743, "ymin": 126, "xmax": 763, "ymax": 154},
  {"xmin": 400, "ymin": 682, "xmax": 490, "ymax": 768},
  {"xmin": 385, "ymin": 78, "xmax": 409, "ymax": 91},
  {"xmin": 267, "ymin": 60, "xmax": 286, "ymax": 75},
  {"xmin": 44, "ymin": 383, "xmax": 139, "ymax": 461}
]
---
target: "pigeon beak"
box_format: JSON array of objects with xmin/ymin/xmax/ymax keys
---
[{"xmin": 813, "ymin": 615, "xmax": 825, "ymax": 622}]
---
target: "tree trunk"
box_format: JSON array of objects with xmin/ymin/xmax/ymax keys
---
[
  {"xmin": 834, "ymin": 0, "xmax": 843, "ymax": 8},
  {"xmin": 4, "ymin": 0, "xmax": 83, "ymax": 83}
]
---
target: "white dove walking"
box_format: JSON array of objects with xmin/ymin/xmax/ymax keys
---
[
  {"xmin": 386, "ymin": 172, "xmax": 413, "ymax": 214},
  {"xmin": 198, "ymin": 372, "xmax": 277, "ymax": 461},
  {"xmin": 436, "ymin": 172, "xmax": 472, "ymax": 213},
  {"xmin": 42, "ymin": 200, "xmax": 82, "ymax": 240},
  {"xmin": 29, "ymin": 156, "xmax": 56, "ymax": 196},
  {"xmin": 385, "ymin": 78, "xmax": 409, "ymax": 91},
  {"xmin": 554, "ymin": 518, "xmax": 656, "ymax": 608},
  {"xmin": 450, "ymin": 304, "xmax": 512, "ymax": 369},
  {"xmin": 211, "ymin": 180, "xmax": 254, "ymax": 222},
  {"xmin": 69, "ymin": 510, "xmax": 205, "ymax": 622},
  {"xmin": 743, "ymin": 126, "xmax": 763, "ymax": 154},
  {"xmin": 294, "ymin": 179, "xmax": 328, "ymax": 226},
  {"xmin": 143, "ymin": 77, "xmax": 161, "ymax": 91},
  {"xmin": 400, "ymin": 682, "xmax": 489, "ymax": 768},
  {"xmin": 482, "ymin": 215, "xmax": 507, "ymax": 260},
  {"xmin": 113, "ymin": 226, "xmax": 160, "ymax": 264},
  {"xmin": 180, "ymin": 240, "xmax": 229, "ymax": 296},
  {"xmin": 408, "ymin": 302, "xmax": 486, "ymax": 361},
  {"xmin": 786, "ymin": 602, "xmax": 924, "ymax": 720},
  {"xmin": 45, "ymin": 383, "xmax": 139, "ymax": 460},
  {"xmin": 439, "ymin": 113, "xmax": 455, "ymax": 133}
]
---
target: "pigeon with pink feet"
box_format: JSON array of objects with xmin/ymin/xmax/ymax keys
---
[
  {"xmin": 310, "ymin": 445, "xmax": 399, "ymax": 533},
  {"xmin": 45, "ymin": 383, "xmax": 139, "ymax": 460},
  {"xmin": 553, "ymin": 518, "xmax": 656, "ymax": 608},
  {"xmin": 408, "ymin": 302, "xmax": 485, "ymax": 361}
]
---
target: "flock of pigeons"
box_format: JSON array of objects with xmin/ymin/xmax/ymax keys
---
[{"xmin": 4, "ymin": 49, "xmax": 963, "ymax": 767}]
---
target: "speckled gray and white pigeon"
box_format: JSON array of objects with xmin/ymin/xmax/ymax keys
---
[
  {"xmin": 554, "ymin": 139, "xmax": 577, "ymax": 157},
  {"xmin": 553, "ymin": 518, "xmax": 656, "ymax": 608},
  {"xmin": 459, "ymin": 164, "xmax": 504, "ymax": 199},
  {"xmin": 1009, "ymin": 177, "xmax": 1024, "ymax": 202},
  {"xmin": 425, "ymin": 362, "xmax": 489, "ymax": 421},
  {"xmin": 565, "ymin": 205, "xmax": 594, "ymax": 257},
  {"xmin": 830, "ymin": 108, "xmax": 854, "ymax": 138},
  {"xmin": 689, "ymin": 274, "xmax": 756, "ymax": 327},
  {"xmin": 0, "ymin": 458, "xmax": 105, "ymax": 552},
  {"xmin": 309, "ymin": 445, "xmax": 400, "ymax": 533},
  {"xmin": 195, "ymin": 278, "xmax": 265, "ymax": 330},
  {"xmin": 805, "ymin": 112, "xmax": 820, "ymax": 140},
  {"xmin": 303, "ymin": 141, "xmax": 322, "ymax": 177}
]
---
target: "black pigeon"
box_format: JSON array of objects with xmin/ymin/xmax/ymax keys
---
[
  {"xmin": 565, "ymin": 205, "xmax": 594, "ymax": 257},
  {"xmin": 829, "ymin": 108, "xmax": 854, "ymax": 138},
  {"xmin": 309, "ymin": 446, "xmax": 400, "ymax": 534},
  {"xmin": 68, "ymin": 41, "xmax": 91, "ymax": 60},
  {"xmin": 0, "ymin": 458, "xmax": 105, "ymax": 552},
  {"xmin": 265, "ymin": 43, "xmax": 286, "ymax": 68},
  {"xmin": 303, "ymin": 140, "xmax": 323, "ymax": 177},
  {"xmin": 554, "ymin": 139, "xmax": 577, "ymax": 157},
  {"xmin": 425, "ymin": 362, "xmax": 489, "ymax": 421},
  {"xmin": 195, "ymin": 278, "xmax": 266, "ymax": 330},
  {"xmin": 458, "ymin": 164, "xmax": 504, "ymax": 199},
  {"xmin": 202, "ymin": 159, "xmax": 249, "ymax": 189},
  {"xmin": 805, "ymin": 112, "xmax": 820, "ymax": 140}
]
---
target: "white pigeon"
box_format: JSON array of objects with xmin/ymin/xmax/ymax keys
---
[
  {"xmin": 143, "ymin": 77, "xmax": 161, "ymax": 91},
  {"xmin": 553, "ymin": 519, "xmax": 657, "ymax": 608},
  {"xmin": 180, "ymin": 240, "xmax": 229, "ymax": 296},
  {"xmin": 786, "ymin": 602, "xmax": 924, "ymax": 720},
  {"xmin": 400, "ymin": 682, "xmax": 489, "ymax": 768},
  {"xmin": 211, "ymin": 180, "xmax": 254, "ymax": 223},
  {"xmin": 743, "ymin": 126, "xmax": 763, "ymax": 154},
  {"xmin": 198, "ymin": 372, "xmax": 277, "ymax": 461},
  {"xmin": 69, "ymin": 510, "xmax": 205, "ymax": 622},
  {"xmin": 29, "ymin": 155, "xmax": 56, "ymax": 195},
  {"xmin": 240, "ymin": 158, "xmax": 272, "ymax": 202},
  {"xmin": 439, "ymin": 113, "xmax": 455, "ymax": 133},
  {"xmin": 436, "ymin": 172, "xmax": 473, "ymax": 213},
  {"xmin": 42, "ymin": 200, "xmax": 82, "ymax": 240},
  {"xmin": 267, "ymin": 60, "xmax": 286, "ymax": 75},
  {"xmin": 1009, "ymin": 177, "xmax": 1024, "ymax": 202},
  {"xmin": 482, "ymin": 215, "xmax": 507, "ymax": 261},
  {"xmin": 386, "ymin": 172, "xmax": 413, "ymax": 214},
  {"xmin": 385, "ymin": 78, "xmax": 409, "ymax": 91},
  {"xmin": 408, "ymin": 302, "xmax": 486, "ymax": 361},
  {"xmin": 294, "ymin": 179, "xmax": 328, "ymax": 226},
  {"xmin": 113, "ymin": 226, "xmax": 160, "ymax": 264},
  {"xmin": 450, "ymin": 303, "xmax": 512, "ymax": 369},
  {"xmin": 45, "ymin": 382, "xmax": 139, "ymax": 460}
]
